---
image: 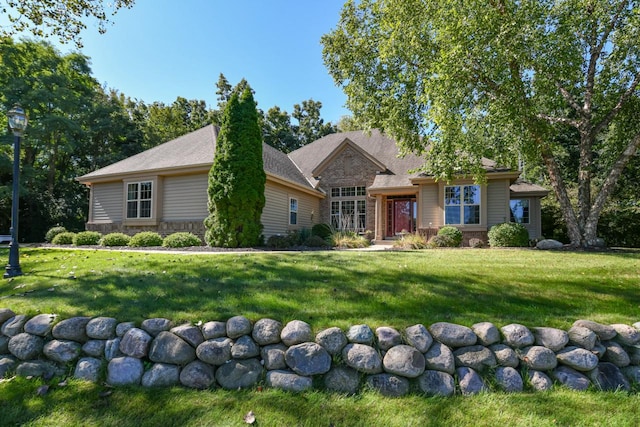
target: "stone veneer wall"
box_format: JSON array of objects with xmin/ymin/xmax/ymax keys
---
[
  {"xmin": 86, "ymin": 221, "xmax": 206, "ymax": 240},
  {"xmin": 1, "ymin": 308, "xmax": 639, "ymax": 396}
]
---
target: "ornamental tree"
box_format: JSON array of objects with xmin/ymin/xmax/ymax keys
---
[
  {"xmin": 322, "ymin": 0, "xmax": 640, "ymax": 247},
  {"xmin": 204, "ymin": 81, "xmax": 266, "ymax": 247}
]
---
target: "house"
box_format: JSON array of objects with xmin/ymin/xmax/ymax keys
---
[{"xmin": 76, "ymin": 125, "xmax": 548, "ymax": 245}]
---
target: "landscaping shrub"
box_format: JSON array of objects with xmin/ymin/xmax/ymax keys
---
[
  {"xmin": 330, "ymin": 231, "xmax": 370, "ymax": 248},
  {"xmin": 427, "ymin": 234, "xmax": 455, "ymax": 248},
  {"xmin": 303, "ymin": 235, "xmax": 329, "ymax": 248},
  {"xmin": 266, "ymin": 234, "xmax": 291, "ymax": 249},
  {"xmin": 393, "ymin": 233, "xmax": 428, "ymax": 249},
  {"xmin": 100, "ymin": 232, "xmax": 131, "ymax": 247},
  {"xmin": 163, "ymin": 232, "xmax": 203, "ymax": 248},
  {"xmin": 488, "ymin": 222, "xmax": 530, "ymax": 247},
  {"xmin": 468, "ymin": 237, "xmax": 485, "ymax": 248},
  {"xmin": 128, "ymin": 231, "xmax": 163, "ymax": 247},
  {"xmin": 51, "ymin": 232, "xmax": 76, "ymax": 245},
  {"xmin": 45, "ymin": 226, "xmax": 67, "ymax": 243},
  {"xmin": 73, "ymin": 231, "xmax": 102, "ymax": 246},
  {"xmin": 311, "ymin": 223, "xmax": 332, "ymax": 239},
  {"xmin": 437, "ymin": 226, "xmax": 463, "ymax": 247}
]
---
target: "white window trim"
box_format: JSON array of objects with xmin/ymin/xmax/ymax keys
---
[
  {"xmin": 123, "ymin": 177, "xmax": 159, "ymax": 226},
  {"xmin": 510, "ymin": 199, "xmax": 530, "ymax": 224},
  {"xmin": 444, "ymin": 184, "xmax": 481, "ymax": 225},
  {"xmin": 289, "ymin": 197, "xmax": 298, "ymax": 226}
]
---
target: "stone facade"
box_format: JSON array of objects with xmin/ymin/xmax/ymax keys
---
[{"xmin": 87, "ymin": 221, "xmax": 206, "ymax": 239}]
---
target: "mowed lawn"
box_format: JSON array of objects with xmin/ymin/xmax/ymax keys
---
[{"xmin": 1, "ymin": 247, "xmax": 639, "ymax": 426}]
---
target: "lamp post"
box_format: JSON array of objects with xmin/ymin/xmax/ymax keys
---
[{"xmin": 4, "ymin": 104, "xmax": 28, "ymax": 278}]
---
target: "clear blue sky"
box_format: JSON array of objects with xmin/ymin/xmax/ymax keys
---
[{"xmin": 19, "ymin": 0, "xmax": 352, "ymax": 123}]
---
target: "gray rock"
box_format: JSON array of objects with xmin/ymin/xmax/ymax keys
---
[
  {"xmin": 286, "ymin": 342, "xmax": 331, "ymax": 376},
  {"xmin": 226, "ymin": 315, "xmax": 252, "ymax": 339},
  {"xmin": 567, "ymin": 326, "xmax": 597, "ymax": 350},
  {"xmin": 148, "ymin": 331, "xmax": 196, "ymax": 365},
  {"xmin": 536, "ymin": 239, "xmax": 563, "ymax": 250},
  {"xmin": 316, "ymin": 327, "xmax": 348, "ymax": 355},
  {"xmin": 572, "ymin": 320, "xmax": 616, "ymax": 341},
  {"xmin": 1, "ymin": 314, "xmax": 28, "ymax": 337},
  {"xmin": 231, "ymin": 335, "xmax": 260, "ymax": 359},
  {"xmin": 429, "ymin": 322, "xmax": 477, "ymax": 348},
  {"xmin": 500, "ymin": 324, "xmax": 534, "ymax": 348},
  {"xmin": 43, "ymin": 339, "xmax": 82, "ymax": 363},
  {"xmin": 179, "ymin": 360, "xmax": 216, "ymax": 389},
  {"xmin": 281, "ymin": 320, "xmax": 313, "ymax": 346},
  {"xmin": 592, "ymin": 362, "xmax": 630, "ymax": 391},
  {"xmin": 261, "ymin": 343, "xmax": 288, "ymax": 370},
  {"xmin": 611, "ymin": 324, "xmax": 640, "ymax": 346},
  {"xmin": 404, "ymin": 324, "xmax": 433, "ymax": 353},
  {"xmin": 0, "ymin": 335, "xmax": 8, "ymax": 353},
  {"xmin": 24, "ymin": 314, "xmax": 56, "ymax": 336},
  {"xmin": 119, "ymin": 328, "xmax": 152, "ymax": 358},
  {"xmin": 201, "ymin": 321, "xmax": 226, "ymax": 340},
  {"xmin": 552, "ymin": 365, "xmax": 591, "ymax": 391},
  {"xmin": 141, "ymin": 363, "xmax": 181, "ymax": 387},
  {"xmin": 196, "ymin": 337, "xmax": 233, "ymax": 365},
  {"xmin": 8, "ymin": 333, "xmax": 44, "ymax": 360},
  {"xmin": 519, "ymin": 346, "xmax": 557, "ymax": 371},
  {"xmin": 324, "ymin": 366, "xmax": 360, "ymax": 394},
  {"xmin": 74, "ymin": 357, "xmax": 103, "ymax": 382},
  {"xmin": 0, "ymin": 308, "xmax": 16, "ymax": 325},
  {"xmin": 622, "ymin": 366, "xmax": 640, "ymax": 383},
  {"xmin": 52, "ymin": 316, "xmax": 91, "ymax": 342},
  {"xmin": 170, "ymin": 324, "xmax": 204, "ymax": 348},
  {"xmin": 628, "ymin": 345, "xmax": 640, "ymax": 365},
  {"xmin": 453, "ymin": 345, "xmax": 496, "ymax": 372},
  {"xmin": 417, "ymin": 370, "xmax": 455, "ymax": 396},
  {"xmin": 266, "ymin": 370, "xmax": 312, "ymax": 392},
  {"xmin": 489, "ymin": 344, "xmax": 519, "ymax": 368},
  {"xmin": 141, "ymin": 318, "xmax": 173, "ymax": 337},
  {"xmin": 556, "ymin": 346, "xmax": 599, "ymax": 371},
  {"xmin": 375, "ymin": 326, "xmax": 402, "ymax": 351},
  {"xmin": 456, "ymin": 367, "xmax": 487, "ymax": 395},
  {"xmin": 383, "ymin": 345, "xmax": 425, "ymax": 378},
  {"xmin": 342, "ymin": 343, "xmax": 382, "ymax": 374},
  {"xmin": 346, "ymin": 324, "xmax": 374, "ymax": 344},
  {"xmin": 104, "ymin": 338, "xmax": 123, "ymax": 361},
  {"xmin": 115, "ymin": 322, "xmax": 135, "ymax": 337},
  {"xmin": 495, "ymin": 366, "xmax": 523, "ymax": 392},
  {"xmin": 86, "ymin": 317, "xmax": 118, "ymax": 339},
  {"xmin": 527, "ymin": 370, "xmax": 553, "ymax": 391},
  {"xmin": 424, "ymin": 341, "xmax": 455, "ymax": 374},
  {"xmin": 252, "ymin": 318, "xmax": 282, "ymax": 345},
  {"xmin": 366, "ymin": 373, "xmax": 409, "ymax": 397},
  {"xmin": 591, "ymin": 341, "xmax": 607, "ymax": 359},
  {"xmin": 601, "ymin": 341, "xmax": 630, "ymax": 367},
  {"xmin": 0, "ymin": 356, "xmax": 17, "ymax": 378},
  {"xmin": 106, "ymin": 356, "xmax": 144, "ymax": 386},
  {"xmin": 532, "ymin": 327, "xmax": 569, "ymax": 352},
  {"xmin": 16, "ymin": 360, "xmax": 64, "ymax": 378},
  {"xmin": 215, "ymin": 358, "xmax": 263, "ymax": 390},
  {"xmin": 82, "ymin": 340, "xmax": 105, "ymax": 358},
  {"xmin": 471, "ymin": 322, "xmax": 500, "ymax": 346}
]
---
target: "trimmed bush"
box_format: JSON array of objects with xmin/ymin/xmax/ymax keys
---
[
  {"xmin": 427, "ymin": 234, "xmax": 455, "ymax": 248},
  {"xmin": 128, "ymin": 231, "xmax": 163, "ymax": 247},
  {"xmin": 163, "ymin": 232, "xmax": 203, "ymax": 248},
  {"xmin": 73, "ymin": 231, "xmax": 102, "ymax": 246},
  {"xmin": 45, "ymin": 226, "xmax": 67, "ymax": 243},
  {"xmin": 303, "ymin": 235, "xmax": 330, "ymax": 248},
  {"xmin": 100, "ymin": 233, "xmax": 131, "ymax": 247},
  {"xmin": 51, "ymin": 232, "xmax": 76, "ymax": 245},
  {"xmin": 311, "ymin": 223, "xmax": 332, "ymax": 239},
  {"xmin": 393, "ymin": 233, "xmax": 428, "ymax": 250},
  {"xmin": 437, "ymin": 226, "xmax": 463, "ymax": 247},
  {"xmin": 488, "ymin": 223, "xmax": 530, "ymax": 247},
  {"xmin": 331, "ymin": 231, "xmax": 370, "ymax": 248},
  {"xmin": 266, "ymin": 234, "xmax": 291, "ymax": 249}
]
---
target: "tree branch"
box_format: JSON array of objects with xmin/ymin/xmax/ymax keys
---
[
  {"xmin": 536, "ymin": 113, "xmax": 579, "ymax": 128},
  {"xmin": 555, "ymin": 81, "xmax": 585, "ymax": 116},
  {"xmin": 592, "ymin": 70, "xmax": 640, "ymax": 136}
]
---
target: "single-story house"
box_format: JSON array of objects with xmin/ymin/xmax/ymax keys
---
[{"xmin": 76, "ymin": 125, "xmax": 548, "ymax": 245}]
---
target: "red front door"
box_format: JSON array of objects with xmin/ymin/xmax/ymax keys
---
[{"xmin": 386, "ymin": 199, "xmax": 417, "ymax": 237}]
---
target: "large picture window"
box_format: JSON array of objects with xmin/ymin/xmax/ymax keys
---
[
  {"xmin": 330, "ymin": 186, "xmax": 366, "ymax": 231},
  {"xmin": 127, "ymin": 181, "xmax": 153, "ymax": 219},
  {"xmin": 510, "ymin": 199, "xmax": 530, "ymax": 224},
  {"xmin": 445, "ymin": 185, "xmax": 480, "ymax": 225}
]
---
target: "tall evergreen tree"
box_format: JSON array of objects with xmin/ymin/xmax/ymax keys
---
[{"xmin": 204, "ymin": 81, "xmax": 265, "ymax": 247}]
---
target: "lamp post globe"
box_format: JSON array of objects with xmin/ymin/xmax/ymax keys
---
[{"xmin": 5, "ymin": 104, "xmax": 28, "ymax": 278}]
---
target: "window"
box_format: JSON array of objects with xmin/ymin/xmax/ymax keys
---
[
  {"xmin": 510, "ymin": 199, "xmax": 530, "ymax": 224},
  {"xmin": 331, "ymin": 186, "xmax": 366, "ymax": 197},
  {"xmin": 127, "ymin": 181, "xmax": 153, "ymax": 219},
  {"xmin": 289, "ymin": 198, "xmax": 298, "ymax": 225},
  {"xmin": 445, "ymin": 185, "xmax": 480, "ymax": 225},
  {"xmin": 331, "ymin": 200, "xmax": 366, "ymax": 231}
]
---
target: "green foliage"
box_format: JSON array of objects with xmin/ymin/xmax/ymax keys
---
[
  {"xmin": 265, "ymin": 235, "xmax": 291, "ymax": 249},
  {"xmin": 303, "ymin": 235, "xmax": 330, "ymax": 248},
  {"xmin": 162, "ymin": 232, "xmax": 203, "ymax": 248},
  {"xmin": 488, "ymin": 223, "xmax": 531, "ymax": 248},
  {"xmin": 100, "ymin": 232, "xmax": 131, "ymax": 247},
  {"xmin": 330, "ymin": 231, "xmax": 370, "ymax": 248},
  {"xmin": 204, "ymin": 81, "xmax": 266, "ymax": 248},
  {"xmin": 437, "ymin": 226, "xmax": 463, "ymax": 247},
  {"xmin": 393, "ymin": 233, "xmax": 428, "ymax": 249},
  {"xmin": 128, "ymin": 231, "xmax": 163, "ymax": 247},
  {"xmin": 72, "ymin": 231, "xmax": 102, "ymax": 246},
  {"xmin": 427, "ymin": 234, "xmax": 455, "ymax": 248},
  {"xmin": 51, "ymin": 232, "xmax": 76, "ymax": 245},
  {"xmin": 312, "ymin": 223, "xmax": 333, "ymax": 239},
  {"xmin": 45, "ymin": 226, "xmax": 68, "ymax": 243}
]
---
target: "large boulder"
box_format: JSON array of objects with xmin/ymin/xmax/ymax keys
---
[
  {"xmin": 74, "ymin": 357, "xmax": 103, "ymax": 382},
  {"xmin": 429, "ymin": 322, "xmax": 476, "ymax": 348},
  {"xmin": 86, "ymin": 317, "xmax": 118, "ymax": 339},
  {"xmin": 285, "ymin": 342, "xmax": 331, "ymax": 376},
  {"xmin": 107, "ymin": 356, "xmax": 144, "ymax": 386},
  {"xmin": 261, "ymin": 344, "xmax": 288, "ymax": 370},
  {"xmin": 141, "ymin": 318, "xmax": 173, "ymax": 337},
  {"xmin": 266, "ymin": 370, "xmax": 312, "ymax": 392},
  {"xmin": 201, "ymin": 321, "xmax": 226, "ymax": 340},
  {"xmin": 141, "ymin": 363, "xmax": 181, "ymax": 387},
  {"xmin": 342, "ymin": 343, "xmax": 382, "ymax": 374},
  {"xmin": 518, "ymin": 346, "xmax": 557, "ymax": 371},
  {"xmin": 196, "ymin": 337, "xmax": 233, "ymax": 365},
  {"xmin": 375, "ymin": 327, "xmax": 402, "ymax": 351},
  {"xmin": 16, "ymin": 360, "xmax": 64, "ymax": 378},
  {"xmin": 601, "ymin": 341, "xmax": 630, "ymax": 367},
  {"xmin": 404, "ymin": 324, "xmax": 433, "ymax": 353},
  {"xmin": 119, "ymin": 328, "xmax": 152, "ymax": 358},
  {"xmin": 382, "ymin": 345, "xmax": 425, "ymax": 378},
  {"xmin": 500, "ymin": 324, "xmax": 534, "ymax": 348},
  {"xmin": 346, "ymin": 324, "xmax": 374, "ymax": 344},
  {"xmin": 611, "ymin": 324, "xmax": 640, "ymax": 346},
  {"xmin": 567, "ymin": 326, "xmax": 597, "ymax": 350},
  {"xmin": 252, "ymin": 318, "xmax": 282, "ymax": 345},
  {"xmin": 316, "ymin": 327, "xmax": 348, "ymax": 355},
  {"xmin": 82, "ymin": 340, "xmax": 106, "ymax": 358},
  {"xmin": 281, "ymin": 320, "xmax": 313, "ymax": 346},
  {"xmin": 24, "ymin": 314, "xmax": 56, "ymax": 336},
  {"xmin": 536, "ymin": 239, "xmax": 563, "ymax": 250},
  {"xmin": 324, "ymin": 366, "xmax": 360, "ymax": 395},
  {"xmin": 572, "ymin": 320, "xmax": 616, "ymax": 341},
  {"xmin": 471, "ymin": 322, "xmax": 500, "ymax": 346},
  {"xmin": 556, "ymin": 346, "xmax": 599, "ymax": 371},
  {"xmin": 115, "ymin": 322, "xmax": 135, "ymax": 337},
  {"xmin": 366, "ymin": 373, "xmax": 409, "ymax": 397},
  {"xmin": 0, "ymin": 308, "xmax": 16, "ymax": 325},
  {"xmin": 456, "ymin": 367, "xmax": 487, "ymax": 395},
  {"xmin": 417, "ymin": 370, "xmax": 455, "ymax": 397},
  {"xmin": 43, "ymin": 339, "xmax": 82, "ymax": 363},
  {"xmin": 148, "ymin": 331, "xmax": 196, "ymax": 365},
  {"xmin": 528, "ymin": 370, "xmax": 553, "ymax": 391},
  {"xmin": 180, "ymin": 360, "xmax": 215, "ymax": 389},
  {"xmin": 169, "ymin": 324, "xmax": 204, "ymax": 348},
  {"xmin": 215, "ymin": 358, "xmax": 263, "ymax": 390},
  {"xmin": 531, "ymin": 327, "xmax": 569, "ymax": 352},
  {"xmin": 489, "ymin": 344, "xmax": 519, "ymax": 368},
  {"xmin": 2, "ymin": 314, "xmax": 28, "ymax": 337},
  {"xmin": 226, "ymin": 316, "xmax": 252, "ymax": 339},
  {"xmin": 495, "ymin": 366, "xmax": 523, "ymax": 392},
  {"xmin": 104, "ymin": 338, "xmax": 123, "ymax": 361},
  {"xmin": 52, "ymin": 316, "xmax": 91, "ymax": 342},
  {"xmin": 8, "ymin": 333, "xmax": 44, "ymax": 360},
  {"xmin": 0, "ymin": 356, "xmax": 17, "ymax": 379},
  {"xmin": 230, "ymin": 335, "xmax": 260, "ymax": 359},
  {"xmin": 424, "ymin": 341, "xmax": 455, "ymax": 374},
  {"xmin": 592, "ymin": 362, "xmax": 630, "ymax": 392},
  {"xmin": 453, "ymin": 345, "xmax": 496, "ymax": 372},
  {"xmin": 552, "ymin": 365, "xmax": 591, "ymax": 391}
]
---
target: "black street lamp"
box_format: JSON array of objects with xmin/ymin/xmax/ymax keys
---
[{"xmin": 4, "ymin": 104, "xmax": 28, "ymax": 278}]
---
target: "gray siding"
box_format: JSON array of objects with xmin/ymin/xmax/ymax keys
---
[
  {"xmin": 91, "ymin": 182, "xmax": 123, "ymax": 223},
  {"xmin": 262, "ymin": 181, "xmax": 320, "ymax": 238},
  {"xmin": 162, "ymin": 174, "xmax": 209, "ymax": 221},
  {"xmin": 487, "ymin": 179, "xmax": 510, "ymax": 228}
]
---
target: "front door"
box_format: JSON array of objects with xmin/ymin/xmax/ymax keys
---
[{"xmin": 386, "ymin": 198, "xmax": 417, "ymax": 237}]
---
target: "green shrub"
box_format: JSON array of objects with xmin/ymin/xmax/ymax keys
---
[
  {"xmin": 393, "ymin": 233, "xmax": 428, "ymax": 249},
  {"xmin": 51, "ymin": 232, "xmax": 76, "ymax": 245},
  {"xmin": 266, "ymin": 234, "xmax": 291, "ymax": 249},
  {"xmin": 73, "ymin": 231, "xmax": 102, "ymax": 246},
  {"xmin": 311, "ymin": 223, "xmax": 332, "ymax": 239},
  {"xmin": 331, "ymin": 231, "xmax": 371, "ymax": 248},
  {"xmin": 100, "ymin": 233, "xmax": 131, "ymax": 247},
  {"xmin": 45, "ymin": 226, "xmax": 67, "ymax": 243},
  {"xmin": 437, "ymin": 226, "xmax": 463, "ymax": 247},
  {"xmin": 303, "ymin": 235, "xmax": 330, "ymax": 248},
  {"xmin": 427, "ymin": 234, "xmax": 455, "ymax": 248},
  {"xmin": 488, "ymin": 222, "xmax": 530, "ymax": 247},
  {"xmin": 163, "ymin": 232, "xmax": 203, "ymax": 248},
  {"xmin": 128, "ymin": 231, "xmax": 163, "ymax": 247}
]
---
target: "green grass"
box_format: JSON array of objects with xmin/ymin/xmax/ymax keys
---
[{"xmin": 1, "ymin": 247, "xmax": 640, "ymax": 426}]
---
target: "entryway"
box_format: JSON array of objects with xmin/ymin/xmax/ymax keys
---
[{"xmin": 386, "ymin": 198, "xmax": 417, "ymax": 237}]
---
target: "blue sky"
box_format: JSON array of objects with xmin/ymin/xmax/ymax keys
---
[{"xmin": 13, "ymin": 0, "xmax": 352, "ymax": 123}]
